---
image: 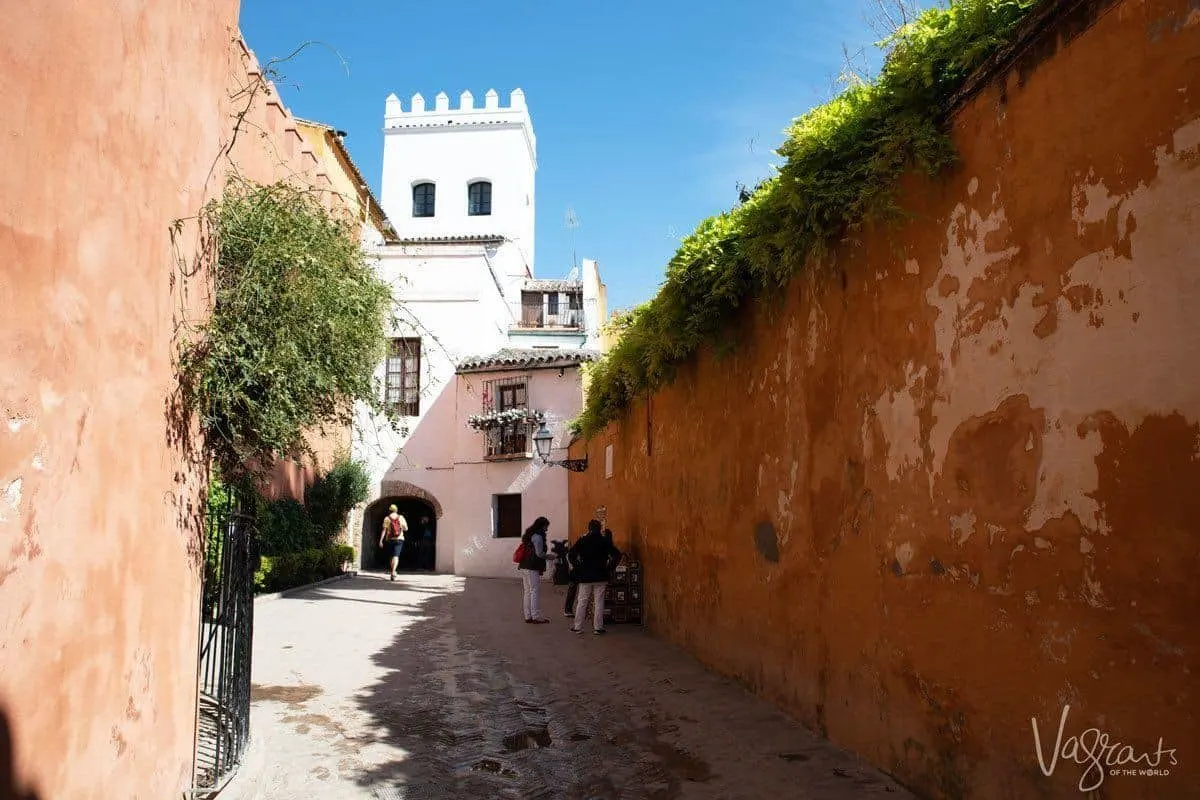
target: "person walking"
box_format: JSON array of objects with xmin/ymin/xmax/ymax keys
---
[
  {"xmin": 568, "ymin": 519, "xmax": 621, "ymax": 635},
  {"xmin": 518, "ymin": 517, "xmax": 551, "ymax": 624},
  {"xmin": 379, "ymin": 505, "xmax": 407, "ymax": 581}
]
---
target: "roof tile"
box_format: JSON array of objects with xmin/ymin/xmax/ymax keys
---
[{"xmin": 456, "ymin": 347, "xmax": 598, "ymax": 373}]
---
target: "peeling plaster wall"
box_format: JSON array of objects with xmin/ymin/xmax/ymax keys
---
[
  {"xmin": 569, "ymin": 2, "xmax": 1200, "ymax": 797},
  {"xmin": 0, "ymin": 2, "xmax": 239, "ymax": 798}
]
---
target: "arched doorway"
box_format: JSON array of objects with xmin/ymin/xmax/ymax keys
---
[{"xmin": 362, "ymin": 495, "xmax": 438, "ymax": 572}]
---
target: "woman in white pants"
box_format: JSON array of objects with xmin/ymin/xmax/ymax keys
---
[{"xmin": 517, "ymin": 517, "xmax": 551, "ymax": 624}]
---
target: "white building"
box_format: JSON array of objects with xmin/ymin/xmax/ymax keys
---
[{"xmin": 351, "ymin": 89, "xmax": 607, "ymax": 578}]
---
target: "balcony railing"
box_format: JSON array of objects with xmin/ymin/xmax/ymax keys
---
[
  {"xmin": 484, "ymin": 424, "xmax": 533, "ymax": 460},
  {"xmin": 518, "ymin": 307, "xmax": 583, "ymax": 330}
]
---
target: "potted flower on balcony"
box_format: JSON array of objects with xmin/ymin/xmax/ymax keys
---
[{"xmin": 466, "ymin": 408, "xmax": 546, "ymax": 431}]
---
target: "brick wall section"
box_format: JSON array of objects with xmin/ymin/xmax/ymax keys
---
[{"xmin": 568, "ymin": 1, "xmax": 1200, "ymax": 797}]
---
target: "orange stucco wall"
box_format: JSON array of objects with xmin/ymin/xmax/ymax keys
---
[
  {"xmin": 569, "ymin": 2, "xmax": 1200, "ymax": 797},
  {"xmin": 0, "ymin": 3, "xmax": 239, "ymax": 798},
  {"xmin": 0, "ymin": 9, "xmax": 362, "ymax": 797}
]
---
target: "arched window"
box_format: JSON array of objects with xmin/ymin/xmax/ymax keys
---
[
  {"xmin": 468, "ymin": 181, "xmax": 492, "ymax": 216},
  {"xmin": 412, "ymin": 182, "xmax": 435, "ymax": 217}
]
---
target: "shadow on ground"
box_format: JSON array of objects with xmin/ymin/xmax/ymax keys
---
[{"xmin": 345, "ymin": 576, "xmax": 910, "ymax": 800}]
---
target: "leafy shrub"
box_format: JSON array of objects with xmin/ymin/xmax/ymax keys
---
[
  {"xmin": 576, "ymin": 0, "xmax": 1041, "ymax": 438},
  {"xmin": 256, "ymin": 497, "xmax": 321, "ymax": 556},
  {"xmin": 178, "ymin": 178, "xmax": 397, "ymax": 479},
  {"xmin": 252, "ymin": 458, "xmax": 368, "ymax": 559},
  {"xmin": 255, "ymin": 544, "xmax": 355, "ymax": 594},
  {"xmin": 304, "ymin": 459, "xmax": 370, "ymax": 541}
]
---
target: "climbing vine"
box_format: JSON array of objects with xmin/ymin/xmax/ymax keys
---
[
  {"xmin": 178, "ymin": 177, "xmax": 395, "ymax": 477},
  {"xmin": 576, "ymin": 0, "xmax": 1042, "ymax": 438}
]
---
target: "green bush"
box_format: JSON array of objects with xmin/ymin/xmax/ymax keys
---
[
  {"xmin": 252, "ymin": 458, "xmax": 368, "ymax": 564},
  {"xmin": 576, "ymin": 0, "xmax": 1041, "ymax": 438},
  {"xmin": 178, "ymin": 178, "xmax": 397, "ymax": 479},
  {"xmin": 255, "ymin": 544, "xmax": 355, "ymax": 594},
  {"xmin": 256, "ymin": 497, "xmax": 321, "ymax": 556},
  {"xmin": 304, "ymin": 459, "xmax": 370, "ymax": 541}
]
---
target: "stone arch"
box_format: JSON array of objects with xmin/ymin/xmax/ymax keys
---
[{"xmin": 379, "ymin": 479, "xmax": 443, "ymax": 519}]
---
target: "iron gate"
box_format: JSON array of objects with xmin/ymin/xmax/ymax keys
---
[{"xmin": 191, "ymin": 490, "xmax": 257, "ymax": 795}]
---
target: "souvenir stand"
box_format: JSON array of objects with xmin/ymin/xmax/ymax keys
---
[{"xmin": 604, "ymin": 557, "xmax": 643, "ymax": 625}]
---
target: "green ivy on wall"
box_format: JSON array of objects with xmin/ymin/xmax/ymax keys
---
[
  {"xmin": 575, "ymin": 0, "xmax": 1041, "ymax": 438},
  {"xmin": 178, "ymin": 178, "xmax": 396, "ymax": 476}
]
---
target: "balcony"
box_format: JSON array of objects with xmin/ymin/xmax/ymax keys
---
[
  {"xmin": 467, "ymin": 383, "xmax": 544, "ymax": 461},
  {"xmin": 483, "ymin": 425, "xmax": 534, "ymax": 461},
  {"xmin": 519, "ymin": 307, "xmax": 583, "ymax": 329},
  {"xmin": 518, "ymin": 287, "xmax": 583, "ymax": 331}
]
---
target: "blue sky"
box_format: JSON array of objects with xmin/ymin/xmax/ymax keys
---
[{"xmin": 239, "ymin": 0, "xmax": 908, "ymax": 311}]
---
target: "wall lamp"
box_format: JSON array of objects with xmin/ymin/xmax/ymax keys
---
[{"xmin": 532, "ymin": 422, "xmax": 589, "ymax": 472}]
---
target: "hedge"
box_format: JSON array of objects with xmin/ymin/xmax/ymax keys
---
[{"xmin": 255, "ymin": 544, "xmax": 356, "ymax": 594}]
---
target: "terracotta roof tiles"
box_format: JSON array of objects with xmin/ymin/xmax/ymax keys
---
[{"xmin": 456, "ymin": 347, "xmax": 598, "ymax": 374}]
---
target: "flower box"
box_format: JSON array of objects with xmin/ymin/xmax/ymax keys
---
[{"xmin": 466, "ymin": 408, "xmax": 546, "ymax": 431}]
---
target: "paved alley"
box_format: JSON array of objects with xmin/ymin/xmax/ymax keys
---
[{"xmin": 240, "ymin": 573, "xmax": 912, "ymax": 799}]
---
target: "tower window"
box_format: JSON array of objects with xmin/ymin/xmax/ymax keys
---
[
  {"xmin": 468, "ymin": 181, "xmax": 492, "ymax": 216},
  {"xmin": 413, "ymin": 183, "xmax": 435, "ymax": 218}
]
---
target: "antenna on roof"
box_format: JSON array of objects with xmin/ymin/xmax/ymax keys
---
[{"xmin": 564, "ymin": 205, "xmax": 579, "ymax": 273}]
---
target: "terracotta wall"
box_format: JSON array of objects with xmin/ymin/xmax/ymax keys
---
[
  {"xmin": 0, "ymin": 2, "xmax": 239, "ymax": 798},
  {"xmin": 0, "ymin": 10, "xmax": 363, "ymax": 797},
  {"xmin": 569, "ymin": 1, "xmax": 1200, "ymax": 797}
]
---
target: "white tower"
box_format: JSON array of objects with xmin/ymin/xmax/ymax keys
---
[
  {"xmin": 354, "ymin": 89, "xmax": 542, "ymax": 513},
  {"xmin": 354, "ymin": 88, "xmax": 606, "ymax": 578},
  {"xmin": 381, "ymin": 88, "xmax": 537, "ymax": 282}
]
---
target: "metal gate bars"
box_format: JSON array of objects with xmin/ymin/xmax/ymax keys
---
[{"xmin": 190, "ymin": 490, "xmax": 256, "ymax": 795}]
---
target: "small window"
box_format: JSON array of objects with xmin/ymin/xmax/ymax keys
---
[
  {"xmin": 566, "ymin": 292, "xmax": 583, "ymax": 326},
  {"xmin": 413, "ymin": 183, "xmax": 435, "ymax": 217},
  {"xmin": 385, "ymin": 338, "xmax": 421, "ymax": 416},
  {"xmin": 468, "ymin": 181, "xmax": 492, "ymax": 216},
  {"xmin": 497, "ymin": 381, "xmax": 527, "ymax": 412},
  {"xmin": 547, "ymin": 293, "xmax": 559, "ymax": 315},
  {"xmin": 494, "ymin": 494, "xmax": 522, "ymax": 538},
  {"xmin": 484, "ymin": 378, "xmax": 531, "ymax": 458},
  {"xmin": 521, "ymin": 291, "xmax": 543, "ymax": 327}
]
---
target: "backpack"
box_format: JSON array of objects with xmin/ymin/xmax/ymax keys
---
[{"xmin": 512, "ymin": 540, "xmax": 530, "ymax": 564}]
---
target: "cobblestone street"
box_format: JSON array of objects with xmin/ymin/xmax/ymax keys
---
[{"xmin": 239, "ymin": 573, "xmax": 910, "ymax": 799}]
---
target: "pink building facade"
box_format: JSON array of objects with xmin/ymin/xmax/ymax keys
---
[{"xmin": 359, "ymin": 350, "xmax": 593, "ymax": 579}]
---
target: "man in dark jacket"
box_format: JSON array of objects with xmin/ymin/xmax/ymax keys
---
[{"xmin": 568, "ymin": 519, "xmax": 621, "ymax": 635}]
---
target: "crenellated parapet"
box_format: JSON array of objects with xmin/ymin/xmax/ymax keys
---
[{"xmin": 384, "ymin": 88, "xmax": 530, "ymax": 129}]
